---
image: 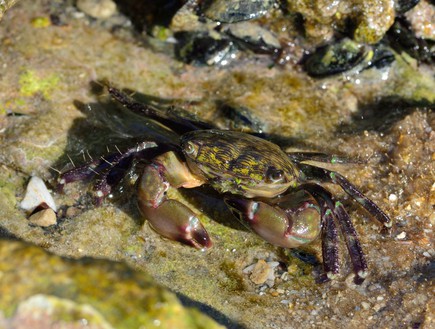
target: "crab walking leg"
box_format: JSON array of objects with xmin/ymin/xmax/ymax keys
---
[
  {"xmin": 304, "ymin": 183, "xmax": 368, "ymax": 284},
  {"xmin": 299, "ymin": 164, "xmax": 391, "ymax": 228},
  {"xmin": 137, "ymin": 151, "xmax": 212, "ymax": 249},
  {"xmin": 318, "ymin": 203, "xmax": 340, "ymax": 283},
  {"xmin": 57, "ymin": 141, "xmax": 157, "ymax": 196},
  {"xmin": 224, "ymin": 190, "xmax": 322, "ymax": 249},
  {"xmin": 57, "ymin": 158, "xmax": 110, "ymax": 192},
  {"xmin": 329, "ymin": 171, "xmax": 392, "ymax": 228},
  {"xmin": 91, "ymin": 142, "xmax": 158, "ymax": 205}
]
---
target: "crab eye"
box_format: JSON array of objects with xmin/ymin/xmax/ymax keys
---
[
  {"xmin": 266, "ymin": 167, "xmax": 285, "ymax": 183},
  {"xmin": 184, "ymin": 141, "xmax": 197, "ymax": 156}
]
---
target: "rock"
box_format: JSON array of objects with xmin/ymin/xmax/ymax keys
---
[
  {"xmin": 76, "ymin": 0, "xmax": 117, "ymax": 19},
  {"xmin": 9, "ymin": 294, "xmax": 113, "ymax": 329},
  {"xmin": 250, "ymin": 259, "xmax": 273, "ymax": 285},
  {"xmin": 28, "ymin": 208, "xmax": 57, "ymax": 227},
  {"xmin": 0, "ymin": 241, "xmax": 224, "ymax": 329}
]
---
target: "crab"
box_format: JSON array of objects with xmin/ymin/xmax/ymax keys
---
[{"xmin": 58, "ymin": 86, "xmax": 392, "ymax": 285}]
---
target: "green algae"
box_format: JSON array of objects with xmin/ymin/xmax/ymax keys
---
[
  {"xmin": 30, "ymin": 16, "xmax": 50, "ymax": 28},
  {"xmin": 393, "ymin": 54, "xmax": 435, "ymax": 103},
  {"xmin": 19, "ymin": 70, "xmax": 60, "ymax": 99}
]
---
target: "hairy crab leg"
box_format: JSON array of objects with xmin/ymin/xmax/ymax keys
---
[
  {"xmin": 57, "ymin": 160, "xmax": 103, "ymax": 192},
  {"xmin": 299, "ymin": 164, "xmax": 392, "ymax": 228},
  {"xmin": 303, "ymin": 183, "xmax": 368, "ymax": 284},
  {"xmin": 91, "ymin": 142, "xmax": 158, "ymax": 205},
  {"xmin": 57, "ymin": 142, "xmax": 158, "ymax": 204},
  {"xmin": 137, "ymin": 151, "xmax": 212, "ymax": 249}
]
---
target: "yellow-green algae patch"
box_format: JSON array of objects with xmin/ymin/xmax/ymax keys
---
[
  {"xmin": 0, "ymin": 240, "xmax": 224, "ymax": 329},
  {"xmin": 19, "ymin": 69, "xmax": 60, "ymax": 99},
  {"xmin": 30, "ymin": 16, "xmax": 51, "ymax": 28}
]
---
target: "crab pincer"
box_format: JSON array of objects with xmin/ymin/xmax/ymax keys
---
[
  {"xmin": 137, "ymin": 151, "xmax": 212, "ymax": 249},
  {"xmin": 225, "ymin": 190, "xmax": 322, "ymax": 249}
]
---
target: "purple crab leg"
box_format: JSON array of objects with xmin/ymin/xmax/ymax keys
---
[
  {"xmin": 58, "ymin": 142, "xmax": 158, "ymax": 205},
  {"xmin": 319, "ymin": 205, "xmax": 340, "ymax": 283},
  {"xmin": 57, "ymin": 158, "xmax": 112, "ymax": 192},
  {"xmin": 329, "ymin": 171, "xmax": 392, "ymax": 228},
  {"xmin": 299, "ymin": 164, "xmax": 391, "ymax": 228},
  {"xmin": 332, "ymin": 200, "xmax": 368, "ymax": 284},
  {"xmin": 304, "ymin": 183, "xmax": 368, "ymax": 284},
  {"xmin": 91, "ymin": 142, "xmax": 158, "ymax": 205}
]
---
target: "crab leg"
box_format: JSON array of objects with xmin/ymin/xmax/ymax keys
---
[
  {"xmin": 57, "ymin": 157, "xmax": 112, "ymax": 192},
  {"xmin": 329, "ymin": 171, "xmax": 392, "ymax": 228},
  {"xmin": 287, "ymin": 152, "xmax": 353, "ymax": 164},
  {"xmin": 299, "ymin": 164, "xmax": 391, "ymax": 228},
  {"xmin": 303, "ymin": 183, "xmax": 368, "ymax": 284},
  {"xmin": 57, "ymin": 142, "xmax": 158, "ymax": 205},
  {"xmin": 137, "ymin": 151, "xmax": 212, "ymax": 249},
  {"xmin": 318, "ymin": 203, "xmax": 340, "ymax": 283}
]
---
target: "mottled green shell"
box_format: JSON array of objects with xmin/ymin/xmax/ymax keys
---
[{"xmin": 180, "ymin": 130, "xmax": 299, "ymax": 198}]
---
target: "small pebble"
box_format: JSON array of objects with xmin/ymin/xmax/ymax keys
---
[
  {"xmin": 20, "ymin": 176, "xmax": 57, "ymax": 212},
  {"xmin": 396, "ymin": 231, "xmax": 406, "ymax": 240},
  {"xmin": 28, "ymin": 208, "xmax": 57, "ymax": 227},
  {"xmin": 388, "ymin": 193, "xmax": 398, "ymax": 202},
  {"xmin": 250, "ymin": 260, "xmax": 272, "ymax": 285},
  {"xmin": 77, "ymin": 0, "xmax": 117, "ymax": 19}
]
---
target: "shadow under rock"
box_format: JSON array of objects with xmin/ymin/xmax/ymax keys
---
[
  {"xmin": 337, "ymin": 96, "xmax": 435, "ymax": 134},
  {"xmin": 177, "ymin": 292, "xmax": 247, "ymax": 329},
  {"xmin": 0, "ymin": 226, "xmax": 19, "ymax": 240}
]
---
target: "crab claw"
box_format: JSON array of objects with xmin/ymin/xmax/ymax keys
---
[
  {"xmin": 139, "ymin": 200, "xmax": 212, "ymax": 249},
  {"xmin": 225, "ymin": 194, "xmax": 321, "ymax": 249}
]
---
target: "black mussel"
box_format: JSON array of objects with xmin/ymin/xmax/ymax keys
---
[
  {"xmin": 386, "ymin": 19, "xmax": 434, "ymax": 64},
  {"xmin": 202, "ymin": 0, "xmax": 275, "ymax": 23},
  {"xmin": 303, "ymin": 38, "xmax": 395, "ymax": 77},
  {"xmin": 174, "ymin": 31, "xmax": 239, "ymax": 66},
  {"xmin": 395, "ymin": 0, "xmax": 420, "ymax": 14},
  {"xmin": 217, "ymin": 102, "xmax": 264, "ymax": 133},
  {"xmin": 367, "ymin": 46, "xmax": 396, "ymax": 69}
]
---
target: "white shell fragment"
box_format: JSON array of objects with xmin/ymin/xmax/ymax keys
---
[{"xmin": 20, "ymin": 176, "xmax": 57, "ymax": 212}]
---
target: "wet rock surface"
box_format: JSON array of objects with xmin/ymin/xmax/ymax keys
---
[
  {"xmin": 0, "ymin": 1, "xmax": 434, "ymax": 328},
  {"xmin": 0, "ymin": 241, "xmax": 225, "ymax": 329}
]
